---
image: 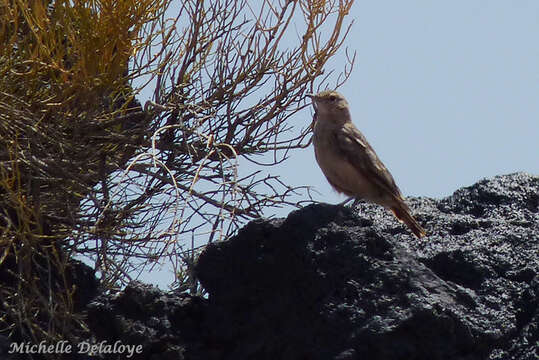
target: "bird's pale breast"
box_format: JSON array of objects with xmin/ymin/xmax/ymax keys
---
[{"xmin": 313, "ymin": 125, "xmax": 381, "ymax": 202}]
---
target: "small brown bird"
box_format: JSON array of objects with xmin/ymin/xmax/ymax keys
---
[{"xmin": 307, "ymin": 90, "xmax": 426, "ymax": 238}]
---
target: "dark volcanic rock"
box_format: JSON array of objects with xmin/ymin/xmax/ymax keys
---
[
  {"xmin": 194, "ymin": 172, "xmax": 538, "ymax": 360},
  {"xmin": 76, "ymin": 172, "xmax": 537, "ymax": 360},
  {"xmin": 86, "ymin": 282, "xmax": 208, "ymax": 360}
]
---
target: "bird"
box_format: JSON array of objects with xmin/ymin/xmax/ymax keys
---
[{"xmin": 307, "ymin": 90, "xmax": 427, "ymax": 238}]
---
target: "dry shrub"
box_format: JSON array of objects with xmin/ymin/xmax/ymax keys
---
[{"xmin": 0, "ymin": 0, "xmax": 354, "ymax": 345}]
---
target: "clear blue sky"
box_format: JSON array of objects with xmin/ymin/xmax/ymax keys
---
[{"xmin": 269, "ymin": 0, "xmax": 538, "ymax": 214}]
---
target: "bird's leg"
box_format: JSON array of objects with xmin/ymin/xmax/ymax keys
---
[
  {"xmin": 339, "ymin": 197, "xmax": 355, "ymax": 206},
  {"xmin": 339, "ymin": 197, "xmax": 366, "ymax": 208}
]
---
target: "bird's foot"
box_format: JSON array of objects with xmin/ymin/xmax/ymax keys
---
[
  {"xmin": 339, "ymin": 197, "xmax": 365, "ymax": 208},
  {"xmin": 338, "ymin": 197, "xmax": 354, "ymax": 206},
  {"xmin": 339, "ymin": 197, "xmax": 367, "ymax": 209}
]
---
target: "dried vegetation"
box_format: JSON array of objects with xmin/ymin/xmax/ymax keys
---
[{"xmin": 0, "ymin": 0, "xmax": 354, "ymax": 345}]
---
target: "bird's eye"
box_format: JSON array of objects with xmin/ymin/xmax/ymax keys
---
[{"xmin": 329, "ymin": 95, "xmax": 336, "ymax": 102}]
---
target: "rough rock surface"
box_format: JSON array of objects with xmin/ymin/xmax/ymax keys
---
[
  {"xmin": 194, "ymin": 172, "xmax": 538, "ymax": 360},
  {"xmin": 3, "ymin": 173, "xmax": 536, "ymax": 360}
]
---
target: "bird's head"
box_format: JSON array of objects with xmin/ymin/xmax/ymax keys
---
[{"xmin": 306, "ymin": 90, "xmax": 351, "ymax": 123}]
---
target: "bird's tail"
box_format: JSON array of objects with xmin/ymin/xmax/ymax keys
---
[{"xmin": 390, "ymin": 202, "xmax": 427, "ymax": 238}]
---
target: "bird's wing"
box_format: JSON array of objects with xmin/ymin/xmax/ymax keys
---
[{"xmin": 335, "ymin": 123, "xmax": 403, "ymax": 200}]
